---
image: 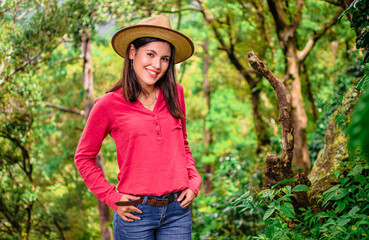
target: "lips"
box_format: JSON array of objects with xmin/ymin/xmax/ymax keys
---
[{"xmin": 146, "ymin": 68, "xmax": 159, "ymax": 78}]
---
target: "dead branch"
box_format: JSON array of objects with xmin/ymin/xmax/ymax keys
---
[
  {"xmin": 247, "ymin": 51, "xmax": 293, "ymax": 169},
  {"xmin": 248, "ymin": 51, "xmax": 311, "ymax": 211},
  {"xmin": 45, "ymin": 102, "xmax": 84, "ymax": 117}
]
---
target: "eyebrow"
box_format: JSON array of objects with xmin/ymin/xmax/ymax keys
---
[{"xmin": 146, "ymin": 49, "xmax": 171, "ymax": 58}]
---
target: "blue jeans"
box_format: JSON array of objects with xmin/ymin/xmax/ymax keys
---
[{"xmin": 113, "ymin": 192, "xmax": 192, "ymax": 240}]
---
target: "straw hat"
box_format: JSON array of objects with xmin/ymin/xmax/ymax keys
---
[{"xmin": 111, "ymin": 15, "xmax": 194, "ymax": 64}]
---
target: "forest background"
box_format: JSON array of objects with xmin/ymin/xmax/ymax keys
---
[{"xmin": 1, "ymin": 0, "xmax": 369, "ymax": 239}]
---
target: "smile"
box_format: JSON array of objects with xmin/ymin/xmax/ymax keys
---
[{"xmin": 146, "ymin": 68, "xmax": 159, "ymax": 77}]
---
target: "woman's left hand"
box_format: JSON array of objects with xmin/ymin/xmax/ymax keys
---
[{"xmin": 177, "ymin": 189, "xmax": 196, "ymax": 208}]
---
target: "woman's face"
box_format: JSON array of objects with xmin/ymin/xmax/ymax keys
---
[{"xmin": 129, "ymin": 41, "xmax": 171, "ymax": 90}]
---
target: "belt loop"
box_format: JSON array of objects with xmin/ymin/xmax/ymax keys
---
[
  {"xmin": 174, "ymin": 192, "xmax": 178, "ymax": 199},
  {"xmin": 142, "ymin": 196, "xmax": 148, "ymax": 205}
]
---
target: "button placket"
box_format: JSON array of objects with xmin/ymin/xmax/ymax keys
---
[{"xmin": 153, "ymin": 113, "xmax": 163, "ymax": 142}]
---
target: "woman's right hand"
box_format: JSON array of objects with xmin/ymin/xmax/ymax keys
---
[{"xmin": 116, "ymin": 194, "xmax": 143, "ymax": 222}]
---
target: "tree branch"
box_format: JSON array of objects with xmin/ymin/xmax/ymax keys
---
[
  {"xmin": 250, "ymin": 0, "xmax": 272, "ymax": 57},
  {"xmin": 267, "ymin": 0, "xmax": 288, "ymax": 31},
  {"xmin": 3, "ymin": 53, "xmax": 42, "ymax": 82},
  {"xmin": 15, "ymin": 7, "xmax": 35, "ymax": 21},
  {"xmin": 323, "ymin": 0, "xmax": 339, "ymax": 6},
  {"xmin": 2, "ymin": 38, "xmax": 67, "ymax": 84},
  {"xmin": 226, "ymin": 12, "xmax": 234, "ymax": 53},
  {"xmin": 297, "ymin": 8, "xmax": 343, "ymax": 62},
  {"xmin": 196, "ymin": 0, "xmax": 230, "ymax": 52},
  {"xmin": 0, "ymin": 132, "xmax": 30, "ymax": 174},
  {"xmin": 45, "ymin": 102, "xmax": 84, "ymax": 117},
  {"xmin": 293, "ymin": 0, "xmax": 305, "ymax": 28},
  {"xmin": 196, "ymin": 0, "xmax": 256, "ymax": 85},
  {"xmin": 52, "ymin": 55, "xmax": 82, "ymax": 66},
  {"xmin": 159, "ymin": 8, "xmax": 202, "ymax": 14},
  {"xmin": 0, "ymin": 197, "xmax": 22, "ymax": 235}
]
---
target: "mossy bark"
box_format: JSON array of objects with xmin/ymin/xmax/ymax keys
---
[{"xmin": 309, "ymin": 87, "xmax": 359, "ymax": 195}]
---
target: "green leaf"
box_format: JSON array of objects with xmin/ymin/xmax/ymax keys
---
[
  {"xmin": 364, "ymin": 48, "xmax": 369, "ymax": 64},
  {"xmin": 348, "ymin": 206, "xmax": 360, "ymax": 216},
  {"xmin": 323, "ymin": 185, "xmax": 340, "ymax": 196},
  {"xmin": 338, "ymin": 0, "xmax": 358, "ymax": 22},
  {"xmin": 292, "ymin": 184, "xmax": 311, "ymax": 192},
  {"xmin": 232, "ymin": 191, "xmax": 251, "ymax": 206},
  {"xmin": 335, "ymin": 114, "xmax": 347, "ymax": 128},
  {"xmin": 336, "ymin": 200, "xmax": 347, "ymax": 213},
  {"xmin": 356, "ymin": 30, "xmax": 369, "ymax": 49},
  {"xmin": 316, "ymin": 212, "xmax": 330, "ymax": 219},
  {"xmin": 348, "ymin": 164, "xmax": 365, "ymax": 176},
  {"xmin": 263, "ymin": 208, "xmax": 275, "ymax": 221},
  {"xmin": 323, "ymin": 188, "xmax": 349, "ymax": 208},
  {"xmin": 258, "ymin": 189, "xmax": 276, "ymax": 201},
  {"xmin": 328, "ymin": 210, "xmax": 338, "ymax": 218},
  {"xmin": 338, "ymin": 218, "xmax": 351, "ymax": 227},
  {"xmin": 354, "ymin": 174, "xmax": 367, "ymax": 184},
  {"xmin": 272, "ymin": 178, "xmax": 297, "ymax": 189},
  {"xmin": 281, "ymin": 202, "xmax": 296, "ymax": 219},
  {"xmin": 356, "ymin": 74, "xmax": 369, "ymax": 90},
  {"xmin": 340, "ymin": 177, "xmax": 351, "ymax": 187},
  {"xmin": 284, "ymin": 185, "xmax": 292, "ymax": 194},
  {"xmin": 265, "ymin": 225, "xmax": 274, "ymax": 238}
]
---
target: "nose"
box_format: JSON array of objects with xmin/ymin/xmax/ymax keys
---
[{"xmin": 152, "ymin": 57, "xmax": 161, "ymax": 69}]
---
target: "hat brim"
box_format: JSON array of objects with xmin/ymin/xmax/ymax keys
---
[{"xmin": 111, "ymin": 25, "xmax": 194, "ymax": 64}]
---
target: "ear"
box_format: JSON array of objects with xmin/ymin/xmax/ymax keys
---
[{"xmin": 128, "ymin": 44, "xmax": 136, "ymax": 60}]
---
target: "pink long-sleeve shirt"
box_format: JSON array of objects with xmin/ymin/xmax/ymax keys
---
[{"xmin": 74, "ymin": 84, "xmax": 202, "ymax": 211}]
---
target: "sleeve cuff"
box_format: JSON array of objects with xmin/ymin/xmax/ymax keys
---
[
  {"xmin": 108, "ymin": 191, "xmax": 123, "ymax": 212},
  {"xmin": 188, "ymin": 178, "xmax": 202, "ymax": 196}
]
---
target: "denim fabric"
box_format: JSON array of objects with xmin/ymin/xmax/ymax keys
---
[{"xmin": 113, "ymin": 193, "xmax": 192, "ymax": 240}]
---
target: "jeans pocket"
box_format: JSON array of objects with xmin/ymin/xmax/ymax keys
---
[{"xmin": 176, "ymin": 200, "xmax": 189, "ymax": 210}]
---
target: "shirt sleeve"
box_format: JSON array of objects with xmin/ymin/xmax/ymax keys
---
[
  {"xmin": 177, "ymin": 84, "xmax": 203, "ymax": 195},
  {"xmin": 74, "ymin": 97, "xmax": 122, "ymax": 211}
]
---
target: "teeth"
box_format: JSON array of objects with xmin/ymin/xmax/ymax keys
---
[{"xmin": 147, "ymin": 69, "xmax": 158, "ymax": 75}]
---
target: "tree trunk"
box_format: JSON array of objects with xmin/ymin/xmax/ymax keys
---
[
  {"xmin": 266, "ymin": 0, "xmax": 341, "ymax": 174},
  {"xmin": 285, "ymin": 46, "xmax": 311, "ymax": 173},
  {"xmin": 266, "ymin": 0, "xmax": 311, "ymax": 174},
  {"xmin": 197, "ymin": 0, "xmax": 271, "ymax": 154},
  {"xmin": 81, "ymin": 29, "xmax": 113, "ymax": 240},
  {"xmin": 302, "ymin": 63, "xmax": 318, "ymax": 122},
  {"xmin": 202, "ymin": 38, "xmax": 214, "ymax": 193}
]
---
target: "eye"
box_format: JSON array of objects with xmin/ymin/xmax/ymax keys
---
[
  {"xmin": 147, "ymin": 53, "xmax": 154, "ymax": 57},
  {"xmin": 162, "ymin": 57, "xmax": 169, "ymax": 61}
]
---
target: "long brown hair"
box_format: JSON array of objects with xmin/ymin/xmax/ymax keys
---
[{"xmin": 107, "ymin": 37, "xmax": 184, "ymax": 119}]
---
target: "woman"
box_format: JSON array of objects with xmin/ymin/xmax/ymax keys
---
[{"xmin": 74, "ymin": 15, "xmax": 202, "ymax": 239}]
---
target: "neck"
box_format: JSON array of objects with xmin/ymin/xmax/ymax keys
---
[{"xmin": 141, "ymin": 86, "xmax": 156, "ymax": 98}]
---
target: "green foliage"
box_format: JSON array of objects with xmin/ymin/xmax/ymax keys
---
[
  {"xmin": 349, "ymin": 72, "xmax": 369, "ymax": 159},
  {"xmin": 308, "ymin": 58, "xmax": 363, "ymax": 164},
  {"xmin": 340, "ymin": 0, "xmax": 369, "ymax": 161},
  {"xmin": 234, "ymin": 160, "xmax": 369, "ymax": 239},
  {"xmin": 192, "ymin": 153, "xmax": 263, "ymax": 240},
  {"xmin": 339, "ymin": 0, "xmax": 369, "ymax": 64},
  {"xmin": 233, "ymin": 181, "xmax": 302, "ymax": 223}
]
